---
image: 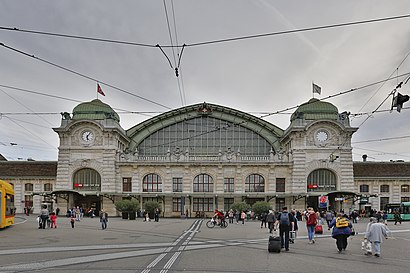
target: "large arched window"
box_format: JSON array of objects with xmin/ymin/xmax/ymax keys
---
[
  {"xmin": 73, "ymin": 168, "xmax": 101, "ymax": 191},
  {"xmin": 143, "ymin": 174, "xmax": 162, "ymax": 192},
  {"xmin": 307, "ymin": 169, "xmax": 337, "ymax": 192},
  {"xmin": 137, "ymin": 116, "xmax": 272, "ymax": 157},
  {"xmin": 245, "ymin": 174, "xmax": 265, "ymax": 192},
  {"xmin": 193, "ymin": 174, "xmax": 213, "ymax": 192}
]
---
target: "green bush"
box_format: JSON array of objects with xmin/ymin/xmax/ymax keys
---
[
  {"xmin": 230, "ymin": 201, "xmax": 251, "ymax": 213},
  {"xmin": 143, "ymin": 201, "xmax": 161, "ymax": 216},
  {"xmin": 252, "ymin": 201, "xmax": 272, "ymax": 216},
  {"xmin": 115, "ymin": 199, "xmax": 139, "ymax": 212}
]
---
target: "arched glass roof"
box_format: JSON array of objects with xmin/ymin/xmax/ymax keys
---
[{"xmin": 127, "ymin": 103, "xmax": 284, "ymax": 157}]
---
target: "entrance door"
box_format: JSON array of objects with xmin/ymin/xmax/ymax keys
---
[{"xmin": 74, "ymin": 195, "xmax": 101, "ymax": 216}]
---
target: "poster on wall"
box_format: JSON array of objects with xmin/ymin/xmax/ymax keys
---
[{"xmin": 319, "ymin": 195, "xmax": 328, "ymax": 209}]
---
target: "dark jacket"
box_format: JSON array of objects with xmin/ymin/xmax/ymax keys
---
[{"xmin": 329, "ymin": 217, "xmax": 352, "ymax": 237}]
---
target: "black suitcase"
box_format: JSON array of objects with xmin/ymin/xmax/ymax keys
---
[{"xmin": 268, "ymin": 236, "xmax": 281, "ymax": 253}]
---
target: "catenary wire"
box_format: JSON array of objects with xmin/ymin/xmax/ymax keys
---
[
  {"xmin": 0, "ymin": 42, "xmax": 172, "ymax": 110},
  {"xmin": 1, "ymin": 14, "xmax": 410, "ymax": 48}
]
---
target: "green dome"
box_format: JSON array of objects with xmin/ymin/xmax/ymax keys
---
[
  {"xmin": 72, "ymin": 99, "xmax": 120, "ymax": 122},
  {"xmin": 290, "ymin": 98, "xmax": 338, "ymax": 121}
]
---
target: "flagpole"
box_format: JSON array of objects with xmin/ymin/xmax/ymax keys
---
[
  {"xmin": 312, "ymin": 81, "xmax": 315, "ymax": 98},
  {"xmin": 96, "ymin": 82, "xmax": 99, "ymax": 99}
]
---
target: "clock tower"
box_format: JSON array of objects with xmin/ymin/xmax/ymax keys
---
[
  {"xmin": 53, "ymin": 99, "xmax": 129, "ymax": 212},
  {"xmin": 281, "ymin": 98, "xmax": 357, "ymax": 209}
]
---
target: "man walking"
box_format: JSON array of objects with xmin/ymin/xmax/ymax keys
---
[
  {"xmin": 275, "ymin": 207, "xmax": 294, "ymax": 251},
  {"xmin": 365, "ymin": 217, "xmax": 391, "ymax": 257},
  {"xmin": 100, "ymin": 209, "xmax": 108, "ymax": 230}
]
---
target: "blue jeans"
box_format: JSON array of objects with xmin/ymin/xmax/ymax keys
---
[
  {"xmin": 307, "ymin": 225, "xmax": 315, "ymax": 241},
  {"xmin": 372, "ymin": 241, "xmax": 381, "ymax": 254}
]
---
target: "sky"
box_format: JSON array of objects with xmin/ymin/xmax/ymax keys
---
[{"xmin": 1, "ymin": 0, "xmax": 410, "ymax": 162}]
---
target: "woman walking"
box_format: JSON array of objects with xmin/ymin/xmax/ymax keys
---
[{"xmin": 329, "ymin": 213, "xmax": 352, "ymax": 253}]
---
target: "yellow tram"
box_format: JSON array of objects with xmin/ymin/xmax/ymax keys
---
[{"xmin": 0, "ymin": 180, "xmax": 15, "ymax": 228}]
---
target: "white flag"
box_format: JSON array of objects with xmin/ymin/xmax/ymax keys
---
[{"xmin": 312, "ymin": 83, "xmax": 321, "ymax": 95}]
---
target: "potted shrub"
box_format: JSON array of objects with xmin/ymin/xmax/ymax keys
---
[
  {"xmin": 115, "ymin": 200, "xmax": 139, "ymax": 220},
  {"xmin": 144, "ymin": 201, "xmax": 161, "ymax": 220}
]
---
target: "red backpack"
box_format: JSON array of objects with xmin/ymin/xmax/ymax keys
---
[{"xmin": 306, "ymin": 213, "xmax": 317, "ymax": 226}]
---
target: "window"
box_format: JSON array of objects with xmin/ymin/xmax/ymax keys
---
[
  {"xmin": 173, "ymin": 177, "xmax": 183, "ymax": 192},
  {"xmin": 137, "ymin": 116, "xmax": 273, "ymax": 157},
  {"xmin": 276, "ymin": 178, "xmax": 285, "ymax": 192},
  {"xmin": 380, "ymin": 185, "xmax": 389, "ymax": 193},
  {"xmin": 143, "ymin": 174, "xmax": 162, "ymax": 192},
  {"xmin": 73, "ymin": 168, "xmax": 101, "ymax": 191},
  {"xmin": 359, "ymin": 184, "xmax": 369, "ymax": 193},
  {"xmin": 123, "ymin": 177, "xmax": 132, "ymax": 192},
  {"xmin": 24, "ymin": 195, "xmax": 33, "ymax": 208},
  {"xmin": 24, "ymin": 183, "xmax": 33, "ymax": 192},
  {"xmin": 224, "ymin": 178, "xmax": 234, "ymax": 193},
  {"xmin": 44, "ymin": 183, "xmax": 53, "ymax": 192},
  {"xmin": 401, "ymin": 185, "xmax": 409, "ymax": 193},
  {"xmin": 276, "ymin": 198, "xmax": 285, "ymax": 211},
  {"xmin": 193, "ymin": 198, "xmax": 213, "ymax": 212},
  {"xmin": 380, "ymin": 197, "xmax": 389, "ymax": 211},
  {"xmin": 193, "ymin": 174, "xmax": 213, "ymax": 192},
  {"xmin": 307, "ymin": 169, "xmax": 336, "ymax": 192},
  {"xmin": 173, "ymin": 198, "xmax": 182, "ymax": 212},
  {"xmin": 224, "ymin": 198, "xmax": 234, "ymax": 212},
  {"xmin": 245, "ymin": 174, "xmax": 265, "ymax": 192},
  {"xmin": 401, "ymin": 197, "xmax": 410, "ymax": 202}
]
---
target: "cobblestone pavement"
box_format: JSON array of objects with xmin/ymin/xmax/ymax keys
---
[{"xmin": 1, "ymin": 214, "xmax": 410, "ymax": 273}]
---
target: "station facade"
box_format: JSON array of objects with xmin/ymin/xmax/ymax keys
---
[{"xmin": 1, "ymin": 99, "xmax": 409, "ymax": 217}]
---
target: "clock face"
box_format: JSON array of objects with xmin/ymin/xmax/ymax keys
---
[
  {"xmin": 82, "ymin": 131, "xmax": 94, "ymax": 142},
  {"xmin": 316, "ymin": 130, "xmax": 328, "ymax": 142}
]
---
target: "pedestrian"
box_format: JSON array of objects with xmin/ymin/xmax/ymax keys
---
[
  {"xmin": 325, "ymin": 210, "xmax": 334, "ymax": 230},
  {"xmin": 39, "ymin": 205, "xmax": 49, "ymax": 229},
  {"xmin": 55, "ymin": 207, "xmax": 60, "ymax": 216},
  {"xmin": 365, "ymin": 217, "xmax": 391, "ymax": 257},
  {"xmin": 382, "ymin": 211, "xmax": 388, "ymax": 225},
  {"xmin": 240, "ymin": 211, "xmax": 246, "ymax": 224},
  {"xmin": 394, "ymin": 211, "xmax": 402, "ymax": 225},
  {"xmin": 154, "ymin": 208, "xmax": 160, "ymax": 222},
  {"xmin": 290, "ymin": 210, "xmax": 298, "ymax": 243},
  {"xmin": 260, "ymin": 211, "xmax": 267, "ymax": 228},
  {"xmin": 275, "ymin": 206, "xmax": 294, "ymax": 251},
  {"xmin": 70, "ymin": 215, "xmax": 75, "ymax": 228},
  {"xmin": 305, "ymin": 207, "xmax": 317, "ymax": 244},
  {"xmin": 100, "ymin": 209, "xmax": 108, "ymax": 229},
  {"xmin": 267, "ymin": 210, "xmax": 276, "ymax": 234},
  {"xmin": 329, "ymin": 213, "xmax": 352, "ymax": 253},
  {"xmin": 50, "ymin": 212, "xmax": 57, "ymax": 228},
  {"xmin": 228, "ymin": 209, "xmax": 234, "ymax": 224}
]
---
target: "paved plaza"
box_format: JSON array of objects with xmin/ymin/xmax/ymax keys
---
[{"xmin": 1, "ymin": 214, "xmax": 409, "ymax": 273}]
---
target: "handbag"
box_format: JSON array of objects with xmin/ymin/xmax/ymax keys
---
[
  {"xmin": 361, "ymin": 239, "xmax": 371, "ymax": 253},
  {"xmin": 350, "ymin": 227, "xmax": 356, "ymax": 236}
]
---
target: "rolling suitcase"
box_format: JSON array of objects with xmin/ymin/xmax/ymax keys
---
[{"xmin": 268, "ymin": 236, "xmax": 281, "ymax": 253}]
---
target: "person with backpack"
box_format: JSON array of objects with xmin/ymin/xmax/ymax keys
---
[
  {"xmin": 275, "ymin": 207, "xmax": 294, "ymax": 251},
  {"xmin": 329, "ymin": 213, "xmax": 353, "ymax": 253},
  {"xmin": 305, "ymin": 207, "xmax": 317, "ymax": 244}
]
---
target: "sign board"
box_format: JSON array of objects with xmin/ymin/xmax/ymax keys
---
[
  {"xmin": 319, "ymin": 195, "xmax": 328, "ymax": 208},
  {"xmin": 335, "ymin": 197, "xmax": 345, "ymax": 201}
]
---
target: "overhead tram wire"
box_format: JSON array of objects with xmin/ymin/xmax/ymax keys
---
[
  {"xmin": 1, "ymin": 14, "xmax": 410, "ymax": 48},
  {"xmin": 355, "ymin": 47, "xmax": 410, "ymax": 115},
  {"xmin": 162, "ymin": 0, "xmax": 186, "ymax": 106},
  {"xmin": 259, "ymin": 71, "xmax": 410, "ymax": 119},
  {"xmin": 0, "ymin": 84, "xmax": 155, "ymax": 118},
  {"xmin": 0, "ymin": 42, "xmax": 172, "ymax": 110}
]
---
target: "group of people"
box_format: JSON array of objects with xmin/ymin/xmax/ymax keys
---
[
  {"xmin": 37, "ymin": 206, "xmax": 108, "ymax": 230},
  {"xmin": 270, "ymin": 206, "xmax": 392, "ymax": 257}
]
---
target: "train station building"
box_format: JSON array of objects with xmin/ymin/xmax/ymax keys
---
[{"xmin": 1, "ymin": 98, "xmax": 409, "ymax": 217}]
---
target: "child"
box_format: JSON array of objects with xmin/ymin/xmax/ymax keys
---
[
  {"xmin": 50, "ymin": 212, "xmax": 57, "ymax": 228},
  {"xmin": 70, "ymin": 215, "xmax": 75, "ymax": 228}
]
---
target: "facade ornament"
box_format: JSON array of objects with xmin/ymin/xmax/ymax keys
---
[
  {"xmin": 61, "ymin": 112, "xmax": 71, "ymax": 120},
  {"xmin": 197, "ymin": 102, "xmax": 213, "ymax": 115},
  {"xmin": 226, "ymin": 147, "xmax": 234, "ymax": 161},
  {"xmin": 173, "ymin": 147, "xmax": 181, "ymax": 161}
]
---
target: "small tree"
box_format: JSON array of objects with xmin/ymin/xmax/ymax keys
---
[
  {"xmin": 115, "ymin": 199, "xmax": 139, "ymax": 219},
  {"xmin": 230, "ymin": 201, "xmax": 251, "ymax": 213},
  {"xmin": 252, "ymin": 201, "xmax": 272, "ymax": 216},
  {"xmin": 144, "ymin": 201, "xmax": 161, "ymax": 218}
]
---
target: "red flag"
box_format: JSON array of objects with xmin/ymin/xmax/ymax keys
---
[{"xmin": 97, "ymin": 83, "xmax": 105, "ymax": 96}]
